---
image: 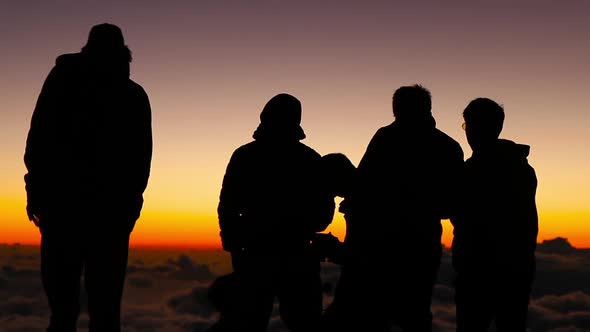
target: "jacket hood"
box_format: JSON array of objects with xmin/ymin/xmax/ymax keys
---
[
  {"xmin": 473, "ymin": 139, "xmax": 531, "ymax": 162},
  {"xmin": 496, "ymin": 139, "xmax": 530, "ymax": 158},
  {"xmin": 253, "ymin": 93, "xmax": 306, "ymax": 141}
]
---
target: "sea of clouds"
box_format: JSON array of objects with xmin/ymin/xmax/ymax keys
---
[{"xmin": 1, "ymin": 237, "xmax": 589, "ymax": 332}]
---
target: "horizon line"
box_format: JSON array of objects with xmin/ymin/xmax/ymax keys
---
[{"xmin": 1, "ymin": 239, "xmax": 585, "ymax": 251}]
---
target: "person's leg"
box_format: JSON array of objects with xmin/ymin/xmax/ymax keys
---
[
  {"xmin": 320, "ymin": 266, "xmax": 362, "ymax": 332},
  {"xmin": 494, "ymin": 281, "xmax": 532, "ymax": 332},
  {"xmin": 395, "ymin": 290, "xmax": 434, "ymax": 332},
  {"xmin": 84, "ymin": 231, "xmax": 130, "ymax": 332},
  {"xmin": 390, "ymin": 276, "xmax": 434, "ymax": 332},
  {"xmin": 277, "ymin": 253, "xmax": 323, "ymax": 332},
  {"xmin": 41, "ymin": 228, "xmax": 84, "ymax": 332},
  {"xmin": 454, "ymin": 273, "xmax": 494, "ymax": 332},
  {"xmin": 392, "ymin": 246, "xmax": 442, "ymax": 332},
  {"xmin": 231, "ymin": 252, "xmax": 276, "ymax": 332}
]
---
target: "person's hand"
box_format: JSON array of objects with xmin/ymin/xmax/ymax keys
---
[
  {"xmin": 32, "ymin": 214, "xmax": 42, "ymax": 227},
  {"xmin": 26, "ymin": 204, "xmax": 42, "ymax": 227}
]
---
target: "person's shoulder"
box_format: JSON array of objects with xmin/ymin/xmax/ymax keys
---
[
  {"xmin": 128, "ymin": 79, "xmax": 149, "ymax": 97},
  {"xmin": 434, "ymin": 128, "xmax": 462, "ymax": 150},
  {"xmin": 433, "ymin": 128, "xmax": 459, "ymax": 144},
  {"xmin": 233, "ymin": 141, "xmax": 257, "ymax": 155},
  {"xmin": 296, "ymin": 142, "xmax": 322, "ymax": 159},
  {"xmin": 369, "ymin": 123, "xmax": 396, "ymax": 141},
  {"xmin": 377, "ymin": 123, "xmax": 395, "ymax": 134},
  {"xmin": 227, "ymin": 141, "xmax": 260, "ymax": 165},
  {"xmin": 55, "ymin": 53, "xmax": 82, "ymax": 67},
  {"xmin": 49, "ymin": 53, "xmax": 83, "ymax": 78}
]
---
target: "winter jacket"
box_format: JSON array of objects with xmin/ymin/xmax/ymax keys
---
[
  {"xmin": 218, "ymin": 139, "xmax": 335, "ymax": 253},
  {"xmin": 24, "ymin": 52, "xmax": 152, "ymax": 229},
  {"xmin": 347, "ymin": 119, "xmax": 464, "ymax": 254},
  {"xmin": 451, "ymin": 139, "xmax": 538, "ymax": 277}
]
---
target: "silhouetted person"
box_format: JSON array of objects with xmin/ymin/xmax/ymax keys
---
[
  {"xmin": 334, "ymin": 85, "xmax": 464, "ymax": 332},
  {"xmin": 217, "ymin": 93, "xmax": 334, "ymax": 332},
  {"xmin": 451, "ymin": 98, "xmax": 538, "ymax": 332},
  {"xmin": 24, "ymin": 23, "xmax": 152, "ymax": 332},
  {"xmin": 310, "ymin": 153, "xmax": 357, "ymax": 265},
  {"xmin": 314, "ymin": 152, "xmax": 364, "ymax": 330}
]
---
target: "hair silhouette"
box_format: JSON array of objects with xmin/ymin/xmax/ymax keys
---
[
  {"xmin": 321, "ymin": 152, "xmax": 356, "ymax": 198},
  {"xmin": 392, "ymin": 84, "xmax": 432, "ymax": 121},
  {"xmin": 463, "ymin": 97, "xmax": 505, "ymax": 150}
]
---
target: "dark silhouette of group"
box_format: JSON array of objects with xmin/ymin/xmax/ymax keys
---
[
  {"xmin": 212, "ymin": 84, "xmax": 538, "ymax": 332},
  {"xmin": 23, "ymin": 23, "xmax": 538, "ymax": 332}
]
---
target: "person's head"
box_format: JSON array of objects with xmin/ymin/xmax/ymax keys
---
[
  {"xmin": 392, "ymin": 84, "xmax": 432, "ymax": 122},
  {"xmin": 321, "ymin": 153, "xmax": 356, "ymax": 198},
  {"xmin": 462, "ymin": 97, "xmax": 505, "ymax": 151},
  {"xmin": 81, "ymin": 23, "xmax": 132, "ymax": 63},
  {"xmin": 253, "ymin": 93, "xmax": 306, "ymax": 141}
]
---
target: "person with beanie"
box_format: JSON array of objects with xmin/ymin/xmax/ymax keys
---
[{"xmin": 217, "ymin": 93, "xmax": 334, "ymax": 332}]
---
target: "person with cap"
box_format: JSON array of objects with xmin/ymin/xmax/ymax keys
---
[
  {"xmin": 451, "ymin": 98, "xmax": 538, "ymax": 332},
  {"xmin": 24, "ymin": 23, "xmax": 152, "ymax": 332},
  {"xmin": 217, "ymin": 93, "xmax": 334, "ymax": 332},
  {"xmin": 332, "ymin": 84, "xmax": 464, "ymax": 331}
]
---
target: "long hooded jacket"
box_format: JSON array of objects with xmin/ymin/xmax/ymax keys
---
[{"xmin": 24, "ymin": 52, "xmax": 152, "ymax": 230}]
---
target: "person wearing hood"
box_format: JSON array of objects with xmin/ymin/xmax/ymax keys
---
[
  {"xmin": 24, "ymin": 23, "xmax": 152, "ymax": 332},
  {"xmin": 451, "ymin": 97, "xmax": 538, "ymax": 332},
  {"xmin": 216, "ymin": 93, "xmax": 334, "ymax": 332},
  {"xmin": 328, "ymin": 85, "xmax": 464, "ymax": 332}
]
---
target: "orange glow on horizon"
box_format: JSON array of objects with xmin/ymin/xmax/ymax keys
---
[
  {"xmin": 4, "ymin": 183, "xmax": 590, "ymax": 250},
  {"xmin": 3, "ymin": 203, "xmax": 590, "ymax": 250}
]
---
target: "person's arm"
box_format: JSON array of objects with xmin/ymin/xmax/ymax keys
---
[
  {"xmin": 309, "ymin": 158, "xmax": 336, "ymax": 233},
  {"xmin": 347, "ymin": 128, "xmax": 385, "ymax": 217},
  {"xmin": 442, "ymin": 142, "xmax": 465, "ymax": 220},
  {"xmin": 131, "ymin": 86, "xmax": 153, "ymax": 197},
  {"xmin": 356, "ymin": 128, "xmax": 385, "ymax": 175},
  {"xmin": 24, "ymin": 66, "xmax": 61, "ymax": 224},
  {"xmin": 512, "ymin": 163, "xmax": 539, "ymax": 256},
  {"xmin": 217, "ymin": 149, "xmax": 246, "ymax": 252}
]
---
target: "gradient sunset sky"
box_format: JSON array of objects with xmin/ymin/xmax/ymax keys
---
[{"xmin": 1, "ymin": 0, "xmax": 588, "ymax": 248}]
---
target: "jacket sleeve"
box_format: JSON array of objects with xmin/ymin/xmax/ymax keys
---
[
  {"xmin": 348, "ymin": 128, "xmax": 385, "ymax": 216},
  {"xmin": 356, "ymin": 129, "xmax": 384, "ymax": 178},
  {"xmin": 309, "ymin": 159, "xmax": 336, "ymax": 233},
  {"xmin": 217, "ymin": 149, "xmax": 246, "ymax": 252},
  {"xmin": 512, "ymin": 163, "xmax": 539, "ymax": 257},
  {"xmin": 131, "ymin": 86, "xmax": 153, "ymax": 198},
  {"xmin": 440, "ymin": 142, "xmax": 465, "ymax": 220},
  {"xmin": 24, "ymin": 65, "xmax": 62, "ymax": 216}
]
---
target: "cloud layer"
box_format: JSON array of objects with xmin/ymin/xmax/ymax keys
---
[{"xmin": 1, "ymin": 239, "xmax": 590, "ymax": 332}]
